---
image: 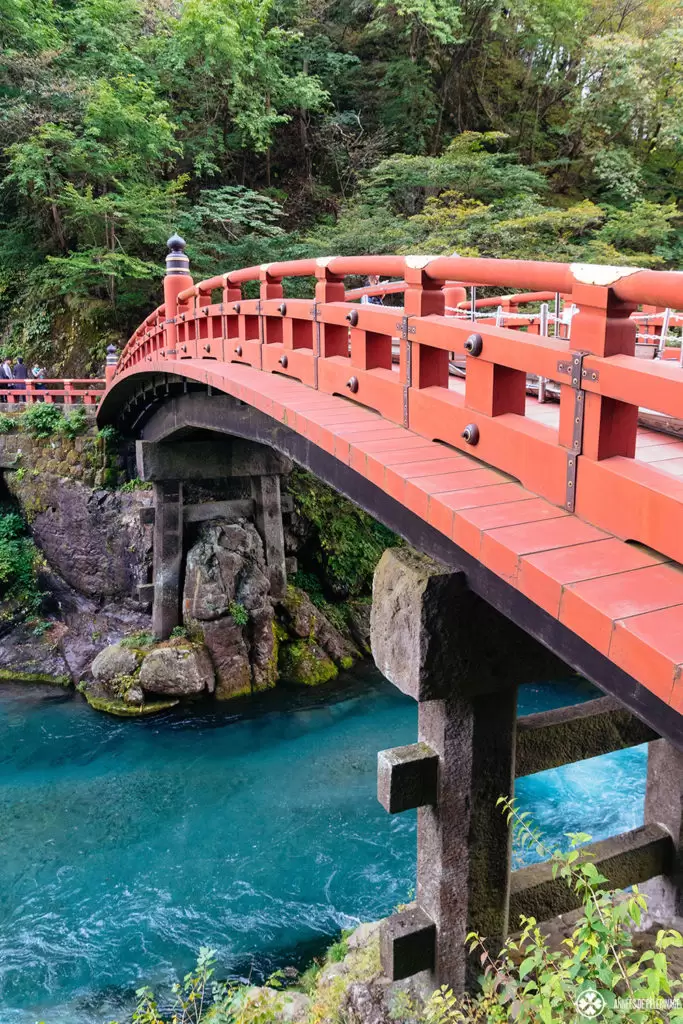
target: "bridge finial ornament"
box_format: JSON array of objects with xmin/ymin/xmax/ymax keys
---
[{"xmin": 166, "ymin": 233, "xmax": 190, "ymax": 276}]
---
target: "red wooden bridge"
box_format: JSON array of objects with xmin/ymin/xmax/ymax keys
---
[{"xmin": 98, "ymin": 241, "xmax": 683, "ymax": 744}]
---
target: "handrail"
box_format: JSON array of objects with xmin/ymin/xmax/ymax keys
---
[{"xmin": 112, "ymin": 252, "xmax": 683, "ymax": 567}]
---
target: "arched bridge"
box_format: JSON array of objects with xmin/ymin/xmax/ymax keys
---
[
  {"xmin": 99, "ymin": 240, "xmax": 683, "ymax": 745},
  {"xmin": 97, "ymin": 239, "xmax": 683, "ymax": 993}
]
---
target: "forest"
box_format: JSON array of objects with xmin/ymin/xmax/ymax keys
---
[{"xmin": 0, "ymin": 0, "xmax": 682, "ymax": 375}]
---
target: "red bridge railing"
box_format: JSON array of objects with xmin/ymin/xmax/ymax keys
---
[
  {"xmin": 113, "ymin": 253, "xmax": 683, "ymax": 567},
  {"xmin": 0, "ymin": 379, "xmax": 106, "ymax": 404}
]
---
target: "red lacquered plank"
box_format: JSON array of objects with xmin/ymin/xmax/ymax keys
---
[
  {"xmin": 405, "ymin": 468, "xmax": 507, "ymax": 520},
  {"xmin": 560, "ymin": 562, "xmax": 683, "ymax": 655},
  {"xmin": 611, "ymin": 605, "xmax": 683, "ymax": 707},
  {"xmin": 519, "ymin": 539, "xmax": 668, "ymax": 618},
  {"xmin": 452, "ymin": 496, "xmax": 568, "ymax": 560},
  {"xmin": 481, "ymin": 518, "xmax": 607, "ymax": 587}
]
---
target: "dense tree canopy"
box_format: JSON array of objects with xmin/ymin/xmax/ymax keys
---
[{"xmin": 0, "ymin": 0, "xmax": 681, "ymax": 373}]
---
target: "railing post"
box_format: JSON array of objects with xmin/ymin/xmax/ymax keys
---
[
  {"xmin": 404, "ymin": 257, "xmax": 448, "ymax": 391},
  {"xmin": 315, "ymin": 258, "xmax": 347, "ymax": 362},
  {"xmin": 566, "ymin": 278, "xmax": 638, "ymax": 461},
  {"xmin": 104, "ymin": 345, "xmax": 118, "ymax": 389},
  {"xmin": 163, "ymin": 234, "xmax": 193, "ymax": 361}
]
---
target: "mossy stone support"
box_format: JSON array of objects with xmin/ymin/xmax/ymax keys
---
[
  {"xmin": 372, "ymin": 547, "xmax": 566, "ymax": 995},
  {"xmin": 251, "ymin": 473, "xmax": 287, "ymax": 599},
  {"xmin": 151, "ymin": 480, "xmax": 183, "ymax": 639},
  {"xmin": 644, "ymin": 739, "xmax": 683, "ymax": 916}
]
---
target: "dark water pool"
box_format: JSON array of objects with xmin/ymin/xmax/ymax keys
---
[{"xmin": 0, "ymin": 669, "xmax": 647, "ymax": 1023}]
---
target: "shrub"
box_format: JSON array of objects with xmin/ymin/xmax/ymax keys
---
[
  {"xmin": 120, "ymin": 476, "xmax": 152, "ymax": 492},
  {"xmin": 120, "ymin": 630, "xmax": 156, "ymax": 649},
  {"xmin": 0, "ymin": 413, "xmax": 16, "ymax": 433},
  {"xmin": 0, "ymin": 507, "xmax": 40, "ymax": 608},
  {"xmin": 425, "ymin": 798, "xmax": 683, "ymax": 1024},
  {"xmin": 21, "ymin": 402, "xmax": 64, "ymax": 438},
  {"xmin": 229, "ymin": 601, "xmax": 249, "ymax": 626},
  {"xmin": 58, "ymin": 405, "xmax": 88, "ymax": 438}
]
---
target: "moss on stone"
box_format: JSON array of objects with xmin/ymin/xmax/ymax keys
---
[
  {"xmin": 0, "ymin": 668, "xmax": 71, "ymax": 687},
  {"xmin": 84, "ymin": 692, "xmax": 179, "ymax": 716},
  {"xmin": 278, "ymin": 639, "xmax": 338, "ymax": 687},
  {"xmin": 339, "ymin": 656, "xmax": 354, "ymax": 670}
]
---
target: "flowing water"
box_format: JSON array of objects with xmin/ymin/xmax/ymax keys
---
[{"xmin": 0, "ymin": 668, "xmax": 647, "ymax": 1024}]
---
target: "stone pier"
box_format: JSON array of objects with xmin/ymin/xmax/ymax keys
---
[
  {"xmin": 136, "ymin": 437, "xmax": 291, "ymax": 638},
  {"xmin": 371, "ymin": 547, "xmax": 679, "ymax": 995}
]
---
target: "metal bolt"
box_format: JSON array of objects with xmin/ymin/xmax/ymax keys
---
[
  {"xmin": 180, "ymin": 345, "xmax": 187, "ymax": 353},
  {"xmin": 464, "ymin": 333, "xmax": 483, "ymax": 357},
  {"xmin": 346, "ymin": 376, "xmax": 359, "ymax": 393},
  {"xmin": 279, "ymin": 354, "xmax": 288, "ymax": 368},
  {"xmin": 461, "ymin": 423, "xmax": 480, "ymax": 446},
  {"xmin": 203, "ymin": 307, "xmax": 209, "ymax": 315},
  {"xmin": 233, "ymin": 303, "xmax": 241, "ymax": 314},
  {"xmin": 572, "ymin": 377, "xmax": 578, "ymax": 385},
  {"xmin": 592, "ymin": 372, "xmax": 597, "ymax": 380},
  {"xmin": 235, "ymin": 345, "xmax": 243, "ymax": 357},
  {"xmin": 345, "ymin": 309, "xmax": 359, "ymax": 327},
  {"xmin": 278, "ymin": 303, "xmax": 287, "ymax": 316},
  {"xmin": 203, "ymin": 344, "xmax": 211, "ymax": 353},
  {"xmin": 568, "ymin": 480, "xmax": 573, "ymax": 487}
]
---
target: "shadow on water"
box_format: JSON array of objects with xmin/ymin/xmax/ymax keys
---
[{"xmin": 0, "ymin": 668, "xmax": 646, "ymax": 1024}]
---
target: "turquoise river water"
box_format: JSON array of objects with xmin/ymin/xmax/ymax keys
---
[{"xmin": 0, "ymin": 668, "xmax": 648, "ymax": 1024}]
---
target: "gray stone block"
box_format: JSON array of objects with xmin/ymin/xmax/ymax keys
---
[
  {"xmin": 378, "ymin": 743, "xmax": 438, "ymax": 813},
  {"xmin": 380, "ymin": 907, "xmax": 436, "ymax": 981}
]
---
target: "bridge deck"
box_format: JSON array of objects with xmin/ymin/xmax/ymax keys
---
[{"xmin": 117, "ymin": 357, "xmax": 683, "ymax": 716}]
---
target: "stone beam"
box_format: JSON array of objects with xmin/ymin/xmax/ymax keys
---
[
  {"xmin": 378, "ymin": 743, "xmax": 439, "ymax": 813},
  {"xmin": 371, "ymin": 548, "xmax": 565, "ymax": 701},
  {"xmin": 380, "ymin": 907, "xmax": 436, "ymax": 981},
  {"xmin": 510, "ymin": 824, "xmax": 673, "ymax": 923},
  {"xmin": 516, "ymin": 696, "xmax": 658, "ymax": 777},
  {"xmin": 136, "ymin": 439, "xmax": 291, "ymax": 482},
  {"xmin": 139, "ymin": 495, "xmax": 294, "ymax": 526}
]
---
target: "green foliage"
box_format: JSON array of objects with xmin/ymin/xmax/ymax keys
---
[
  {"xmin": 228, "ymin": 601, "xmax": 249, "ymax": 627},
  {"xmin": 0, "ymin": 506, "xmax": 41, "ymax": 608},
  {"xmin": 1, "ymin": 0, "xmax": 682, "ymax": 377},
  {"xmin": 287, "ymin": 468, "xmax": 401, "ymax": 600},
  {"xmin": 424, "ymin": 798, "xmax": 683, "ymax": 1023},
  {"xmin": 119, "ymin": 477, "xmax": 153, "ymax": 492},
  {"xmin": 120, "ymin": 630, "xmax": 155, "ymax": 650},
  {"xmin": 20, "ymin": 403, "xmax": 64, "ymax": 438},
  {"xmin": 58, "ymin": 405, "xmax": 88, "ymax": 438},
  {"xmin": 0, "ymin": 414, "xmax": 16, "ymax": 434}
]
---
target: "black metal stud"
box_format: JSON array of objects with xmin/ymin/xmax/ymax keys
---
[
  {"xmin": 461, "ymin": 423, "xmax": 480, "ymax": 445},
  {"xmin": 279, "ymin": 354, "xmax": 288, "ymax": 368},
  {"xmin": 346, "ymin": 376, "xmax": 359, "ymax": 393},
  {"xmin": 464, "ymin": 333, "xmax": 483, "ymax": 356},
  {"xmin": 235, "ymin": 345, "xmax": 243, "ymax": 357},
  {"xmin": 346, "ymin": 309, "xmax": 359, "ymax": 327},
  {"xmin": 278, "ymin": 303, "xmax": 287, "ymax": 316}
]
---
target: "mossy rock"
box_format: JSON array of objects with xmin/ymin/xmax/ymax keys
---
[
  {"xmin": 0, "ymin": 668, "xmax": 71, "ymax": 687},
  {"xmin": 84, "ymin": 692, "xmax": 179, "ymax": 717},
  {"xmin": 278, "ymin": 638, "xmax": 338, "ymax": 687}
]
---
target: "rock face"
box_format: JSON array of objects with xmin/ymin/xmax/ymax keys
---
[
  {"xmin": 6, "ymin": 475, "xmax": 152, "ymax": 602},
  {"xmin": 182, "ymin": 520, "xmax": 277, "ymax": 698},
  {"xmin": 0, "ymin": 619, "xmax": 71, "ymax": 685},
  {"xmin": 279, "ymin": 586, "xmax": 357, "ymax": 664},
  {"xmin": 139, "ymin": 645, "xmax": 215, "ymax": 696}
]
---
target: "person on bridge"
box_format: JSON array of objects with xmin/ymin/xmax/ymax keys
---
[
  {"xmin": 0, "ymin": 358, "xmax": 12, "ymax": 402},
  {"xmin": 12, "ymin": 357, "xmax": 28, "ymax": 393},
  {"xmin": 361, "ymin": 274, "xmax": 383, "ymax": 305}
]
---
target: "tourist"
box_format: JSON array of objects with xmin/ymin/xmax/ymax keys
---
[
  {"xmin": 31, "ymin": 365, "xmax": 47, "ymax": 392},
  {"xmin": 361, "ymin": 274, "xmax": 383, "ymax": 305},
  {"xmin": 0, "ymin": 358, "xmax": 12, "ymax": 402},
  {"xmin": 13, "ymin": 357, "xmax": 28, "ymax": 394}
]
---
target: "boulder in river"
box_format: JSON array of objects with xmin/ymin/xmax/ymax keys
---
[
  {"xmin": 139, "ymin": 643, "xmax": 215, "ymax": 696},
  {"xmin": 91, "ymin": 643, "xmax": 138, "ymax": 682}
]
